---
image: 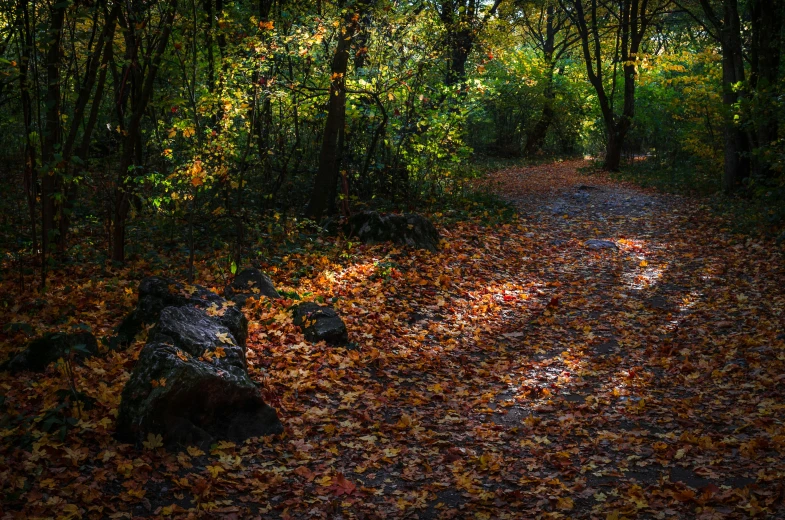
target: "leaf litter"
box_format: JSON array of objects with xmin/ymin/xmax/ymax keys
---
[{"xmin": 1, "ymin": 160, "xmax": 784, "ymax": 519}]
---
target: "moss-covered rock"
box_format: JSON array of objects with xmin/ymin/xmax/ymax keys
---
[
  {"xmin": 292, "ymin": 302, "xmax": 348, "ymax": 345},
  {"xmin": 115, "ymin": 279, "xmax": 282, "ymax": 447},
  {"xmin": 114, "ymin": 276, "xmax": 247, "ymax": 348},
  {"xmin": 345, "ymin": 211, "xmax": 440, "ymax": 252},
  {"xmin": 224, "ymin": 267, "xmax": 280, "ymax": 307}
]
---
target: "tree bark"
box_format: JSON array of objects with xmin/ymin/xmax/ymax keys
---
[
  {"xmin": 305, "ymin": 3, "xmax": 366, "ymax": 219},
  {"xmin": 18, "ymin": 0, "xmax": 38, "ymax": 259},
  {"xmin": 112, "ymin": 0, "xmax": 177, "ymax": 262},
  {"xmin": 749, "ymin": 0, "xmax": 782, "ymax": 179},
  {"xmin": 563, "ymin": 0, "xmax": 649, "ymax": 171},
  {"xmin": 40, "ymin": 1, "xmax": 66, "ymax": 278}
]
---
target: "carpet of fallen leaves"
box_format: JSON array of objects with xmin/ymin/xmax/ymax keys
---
[{"xmin": 2, "ymin": 160, "xmax": 785, "ymax": 519}]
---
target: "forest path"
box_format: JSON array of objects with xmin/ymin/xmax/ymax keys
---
[
  {"xmin": 246, "ymin": 160, "xmax": 784, "ymax": 519},
  {"xmin": 467, "ymin": 159, "xmax": 785, "ymax": 517}
]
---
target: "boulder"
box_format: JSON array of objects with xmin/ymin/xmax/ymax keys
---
[
  {"xmin": 292, "ymin": 302, "xmax": 348, "ymax": 345},
  {"xmin": 114, "ymin": 276, "xmax": 246, "ymax": 348},
  {"xmin": 115, "ymin": 281, "xmax": 283, "ymax": 447},
  {"xmin": 345, "ymin": 211, "xmax": 439, "ymax": 252},
  {"xmin": 224, "ymin": 268, "xmax": 280, "ymax": 307},
  {"xmin": 3, "ymin": 331, "xmax": 98, "ymax": 374}
]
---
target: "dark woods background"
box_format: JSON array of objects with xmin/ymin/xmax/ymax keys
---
[{"xmin": 0, "ymin": 0, "xmax": 783, "ymax": 287}]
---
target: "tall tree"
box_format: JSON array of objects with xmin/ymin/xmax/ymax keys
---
[
  {"xmin": 111, "ymin": 0, "xmax": 178, "ymax": 262},
  {"xmin": 435, "ymin": 0, "xmax": 504, "ymax": 85},
  {"xmin": 674, "ymin": 0, "xmax": 783, "ymax": 189},
  {"xmin": 562, "ymin": 0, "xmax": 668, "ymax": 171},
  {"xmin": 40, "ymin": 0, "xmax": 67, "ymax": 277},
  {"xmin": 305, "ymin": 0, "xmax": 372, "ymax": 219},
  {"xmin": 519, "ymin": 0, "xmax": 579, "ymax": 155}
]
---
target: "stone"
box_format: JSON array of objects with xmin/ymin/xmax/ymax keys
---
[
  {"xmin": 585, "ymin": 239, "xmax": 618, "ymax": 250},
  {"xmin": 116, "ymin": 342, "xmax": 282, "ymax": 447},
  {"xmin": 224, "ymin": 268, "xmax": 279, "ymax": 307},
  {"xmin": 292, "ymin": 302, "xmax": 348, "ymax": 345},
  {"xmin": 114, "ymin": 276, "xmax": 246, "ymax": 348},
  {"xmin": 345, "ymin": 211, "xmax": 439, "ymax": 252},
  {"xmin": 3, "ymin": 331, "xmax": 98, "ymax": 374},
  {"xmin": 116, "ymin": 291, "xmax": 282, "ymax": 447},
  {"xmin": 152, "ymin": 306, "xmax": 248, "ymax": 367}
]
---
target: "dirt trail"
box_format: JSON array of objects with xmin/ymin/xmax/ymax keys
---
[{"xmin": 472, "ymin": 160, "xmax": 785, "ymax": 517}]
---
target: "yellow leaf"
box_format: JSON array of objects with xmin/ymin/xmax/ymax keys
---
[
  {"xmin": 61, "ymin": 504, "xmax": 81, "ymax": 519},
  {"xmin": 214, "ymin": 346, "xmax": 226, "ymax": 358},
  {"xmin": 187, "ymin": 446, "xmax": 205, "ymax": 457},
  {"xmin": 168, "ymin": 128, "xmax": 176, "ymax": 138},
  {"xmin": 207, "ymin": 464, "xmax": 224, "ymax": 478},
  {"xmin": 216, "ymin": 440, "xmax": 235, "ymax": 450},
  {"xmin": 182, "ymin": 127, "xmax": 195, "ymax": 138},
  {"xmin": 143, "ymin": 433, "xmax": 163, "ymax": 450},
  {"xmin": 216, "ymin": 332, "xmax": 233, "ymax": 345},
  {"xmin": 395, "ymin": 413, "xmax": 412, "ymax": 429},
  {"xmin": 556, "ymin": 497, "xmax": 574, "ymax": 510}
]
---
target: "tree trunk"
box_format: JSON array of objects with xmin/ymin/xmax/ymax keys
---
[
  {"xmin": 40, "ymin": 2, "xmax": 67, "ymax": 278},
  {"xmin": 59, "ymin": 2, "xmax": 119, "ymax": 252},
  {"xmin": 112, "ymin": 0, "xmax": 177, "ymax": 262},
  {"xmin": 749, "ymin": 0, "xmax": 782, "ymax": 178},
  {"xmin": 604, "ymin": 122, "xmax": 629, "ymax": 172},
  {"xmin": 305, "ymin": 4, "xmax": 365, "ymax": 219},
  {"xmin": 525, "ymin": 11, "xmax": 556, "ymax": 156},
  {"xmin": 19, "ymin": 0, "xmax": 38, "ymax": 258},
  {"xmin": 718, "ymin": 0, "xmax": 749, "ymax": 191},
  {"xmin": 445, "ymin": 28, "xmax": 472, "ymax": 86}
]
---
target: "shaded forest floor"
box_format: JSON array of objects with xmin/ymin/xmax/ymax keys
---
[{"xmin": 2, "ymin": 160, "xmax": 785, "ymax": 519}]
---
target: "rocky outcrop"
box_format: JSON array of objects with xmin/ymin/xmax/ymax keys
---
[
  {"xmin": 2, "ymin": 331, "xmax": 98, "ymax": 374},
  {"xmin": 114, "ymin": 276, "xmax": 247, "ymax": 348},
  {"xmin": 224, "ymin": 268, "xmax": 280, "ymax": 307},
  {"xmin": 345, "ymin": 211, "xmax": 440, "ymax": 252},
  {"xmin": 115, "ymin": 279, "xmax": 282, "ymax": 447},
  {"xmin": 292, "ymin": 302, "xmax": 348, "ymax": 345}
]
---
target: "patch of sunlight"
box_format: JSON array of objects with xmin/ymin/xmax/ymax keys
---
[
  {"xmin": 618, "ymin": 241, "xmax": 666, "ymax": 291},
  {"xmin": 622, "ymin": 264, "xmax": 664, "ymax": 290}
]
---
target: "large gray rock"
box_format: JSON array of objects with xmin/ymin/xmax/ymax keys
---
[
  {"xmin": 114, "ymin": 276, "xmax": 246, "ymax": 348},
  {"xmin": 115, "ymin": 281, "xmax": 282, "ymax": 447},
  {"xmin": 152, "ymin": 306, "xmax": 248, "ymax": 367},
  {"xmin": 585, "ymin": 239, "xmax": 618, "ymax": 250},
  {"xmin": 292, "ymin": 302, "xmax": 348, "ymax": 345},
  {"xmin": 345, "ymin": 211, "xmax": 439, "ymax": 252},
  {"xmin": 224, "ymin": 268, "xmax": 280, "ymax": 307},
  {"xmin": 2, "ymin": 331, "xmax": 98, "ymax": 374}
]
